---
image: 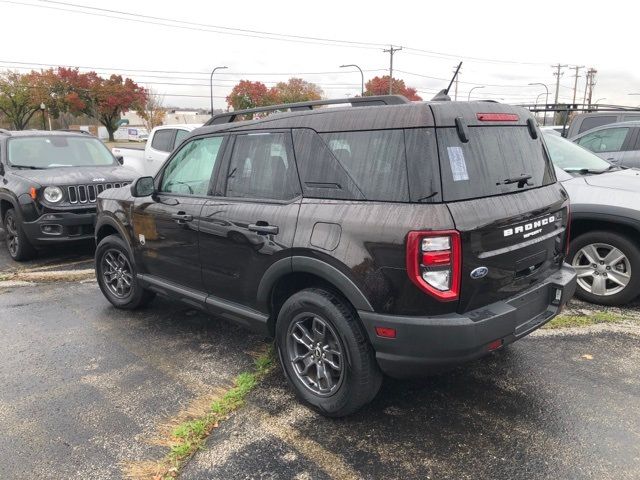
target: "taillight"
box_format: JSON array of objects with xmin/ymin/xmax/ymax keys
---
[
  {"xmin": 476, "ymin": 113, "xmax": 519, "ymax": 122},
  {"xmin": 406, "ymin": 230, "xmax": 461, "ymax": 302}
]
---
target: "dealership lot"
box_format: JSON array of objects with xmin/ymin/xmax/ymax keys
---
[{"xmin": 0, "ymin": 243, "xmax": 638, "ymax": 479}]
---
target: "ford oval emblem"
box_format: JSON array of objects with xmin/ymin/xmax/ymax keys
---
[{"xmin": 470, "ymin": 267, "xmax": 489, "ymax": 280}]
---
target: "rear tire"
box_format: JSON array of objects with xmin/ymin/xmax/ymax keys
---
[
  {"xmin": 95, "ymin": 234, "xmax": 155, "ymax": 309},
  {"xmin": 3, "ymin": 208, "xmax": 36, "ymax": 261},
  {"xmin": 569, "ymin": 230, "xmax": 640, "ymax": 306},
  {"xmin": 275, "ymin": 288, "xmax": 382, "ymax": 417}
]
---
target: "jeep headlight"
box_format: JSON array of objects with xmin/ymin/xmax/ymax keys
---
[{"xmin": 43, "ymin": 186, "xmax": 63, "ymax": 203}]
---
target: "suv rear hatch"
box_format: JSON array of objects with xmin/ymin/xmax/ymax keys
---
[{"xmin": 430, "ymin": 103, "xmax": 569, "ymax": 313}]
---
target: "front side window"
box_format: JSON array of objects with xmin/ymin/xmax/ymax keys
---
[
  {"xmin": 151, "ymin": 129, "xmax": 175, "ymax": 152},
  {"xmin": 8, "ymin": 136, "xmax": 116, "ymax": 168},
  {"xmin": 160, "ymin": 136, "xmax": 223, "ymax": 196},
  {"xmin": 576, "ymin": 127, "xmax": 630, "ymax": 153},
  {"xmin": 226, "ymin": 132, "xmax": 299, "ymax": 200}
]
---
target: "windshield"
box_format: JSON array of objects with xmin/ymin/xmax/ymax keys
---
[
  {"xmin": 543, "ymin": 133, "xmax": 612, "ymax": 173},
  {"xmin": 8, "ymin": 136, "xmax": 116, "ymax": 169}
]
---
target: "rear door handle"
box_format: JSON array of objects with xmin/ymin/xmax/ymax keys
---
[
  {"xmin": 248, "ymin": 223, "xmax": 279, "ymax": 235},
  {"xmin": 171, "ymin": 212, "xmax": 193, "ymax": 223}
]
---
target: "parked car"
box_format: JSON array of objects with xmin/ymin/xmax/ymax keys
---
[
  {"xmin": 567, "ymin": 111, "xmax": 640, "ymax": 138},
  {"xmin": 544, "ymin": 131, "xmax": 640, "ymax": 305},
  {"xmin": 94, "ymin": 96, "xmax": 575, "ymax": 416},
  {"xmin": 0, "ymin": 130, "xmax": 136, "ymax": 260},
  {"xmin": 112, "ymin": 124, "xmax": 202, "ymax": 177},
  {"xmin": 570, "ymin": 121, "xmax": 640, "ymax": 168}
]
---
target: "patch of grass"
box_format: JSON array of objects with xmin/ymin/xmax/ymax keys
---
[
  {"xmin": 136, "ymin": 345, "xmax": 275, "ymax": 480},
  {"xmin": 545, "ymin": 311, "xmax": 628, "ymax": 329}
]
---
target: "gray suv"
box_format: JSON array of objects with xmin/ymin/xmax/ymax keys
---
[{"xmin": 571, "ymin": 121, "xmax": 640, "ymax": 168}]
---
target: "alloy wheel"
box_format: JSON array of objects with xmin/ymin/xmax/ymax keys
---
[
  {"xmin": 4, "ymin": 213, "xmax": 19, "ymax": 257},
  {"xmin": 101, "ymin": 249, "xmax": 134, "ymax": 299},
  {"xmin": 286, "ymin": 314, "xmax": 345, "ymax": 397},
  {"xmin": 572, "ymin": 243, "xmax": 631, "ymax": 297}
]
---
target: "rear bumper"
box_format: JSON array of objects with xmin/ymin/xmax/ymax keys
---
[
  {"xmin": 22, "ymin": 211, "xmax": 96, "ymax": 245},
  {"xmin": 359, "ymin": 263, "xmax": 576, "ymax": 378}
]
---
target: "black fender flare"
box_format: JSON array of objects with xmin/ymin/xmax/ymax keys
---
[
  {"xmin": 257, "ymin": 256, "xmax": 374, "ymax": 313},
  {"xmin": 0, "ymin": 192, "xmax": 20, "ymax": 221},
  {"xmin": 95, "ymin": 214, "xmax": 133, "ymax": 251}
]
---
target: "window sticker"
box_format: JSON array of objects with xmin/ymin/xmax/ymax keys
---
[{"xmin": 447, "ymin": 146, "xmax": 469, "ymax": 182}]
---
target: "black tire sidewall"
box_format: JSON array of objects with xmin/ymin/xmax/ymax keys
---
[
  {"xmin": 569, "ymin": 230, "xmax": 640, "ymax": 305},
  {"xmin": 4, "ymin": 209, "xmax": 35, "ymax": 261},
  {"xmin": 275, "ymin": 288, "xmax": 381, "ymax": 417},
  {"xmin": 95, "ymin": 234, "xmax": 149, "ymax": 309}
]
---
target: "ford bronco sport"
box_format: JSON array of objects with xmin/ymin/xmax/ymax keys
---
[
  {"xmin": 0, "ymin": 130, "xmax": 136, "ymax": 261},
  {"xmin": 94, "ymin": 95, "xmax": 576, "ymax": 416}
]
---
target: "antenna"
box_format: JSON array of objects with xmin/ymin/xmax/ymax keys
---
[{"xmin": 431, "ymin": 61, "xmax": 463, "ymax": 101}]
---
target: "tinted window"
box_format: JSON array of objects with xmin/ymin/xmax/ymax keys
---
[
  {"xmin": 226, "ymin": 132, "xmax": 299, "ymax": 201},
  {"xmin": 405, "ymin": 129, "xmax": 441, "ymax": 203},
  {"xmin": 437, "ymin": 127, "xmax": 555, "ymax": 202},
  {"xmin": 174, "ymin": 129, "xmax": 190, "ymax": 148},
  {"xmin": 320, "ymin": 130, "xmax": 409, "ymax": 202},
  {"xmin": 292, "ymin": 129, "xmax": 365, "ymax": 200},
  {"xmin": 160, "ymin": 136, "xmax": 223, "ymax": 196},
  {"xmin": 576, "ymin": 127, "xmax": 630, "ymax": 153},
  {"xmin": 578, "ymin": 116, "xmax": 616, "ymax": 134},
  {"xmin": 151, "ymin": 129, "xmax": 175, "ymax": 152}
]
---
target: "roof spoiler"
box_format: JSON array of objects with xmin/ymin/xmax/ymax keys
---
[
  {"xmin": 206, "ymin": 95, "xmax": 410, "ymax": 125},
  {"xmin": 430, "ymin": 61, "xmax": 462, "ymax": 102}
]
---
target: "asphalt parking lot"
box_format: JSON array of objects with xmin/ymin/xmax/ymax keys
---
[{"xmin": 0, "ymin": 240, "xmax": 639, "ymax": 480}]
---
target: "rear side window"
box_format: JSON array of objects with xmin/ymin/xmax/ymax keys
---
[
  {"xmin": 578, "ymin": 116, "xmax": 616, "ymax": 134},
  {"xmin": 151, "ymin": 129, "xmax": 174, "ymax": 152},
  {"xmin": 576, "ymin": 127, "xmax": 630, "ymax": 153},
  {"xmin": 320, "ymin": 130, "xmax": 409, "ymax": 202},
  {"xmin": 437, "ymin": 127, "xmax": 555, "ymax": 202},
  {"xmin": 225, "ymin": 132, "xmax": 300, "ymax": 201},
  {"xmin": 174, "ymin": 129, "xmax": 190, "ymax": 148}
]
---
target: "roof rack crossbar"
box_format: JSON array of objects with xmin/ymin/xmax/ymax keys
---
[{"xmin": 206, "ymin": 95, "xmax": 410, "ymax": 125}]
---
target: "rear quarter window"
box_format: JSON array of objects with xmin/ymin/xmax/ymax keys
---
[{"xmin": 437, "ymin": 126, "xmax": 555, "ymax": 202}]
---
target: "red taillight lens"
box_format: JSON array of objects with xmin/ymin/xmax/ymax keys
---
[
  {"xmin": 406, "ymin": 230, "xmax": 461, "ymax": 302},
  {"xmin": 476, "ymin": 113, "xmax": 519, "ymax": 122},
  {"xmin": 375, "ymin": 327, "xmax": 397, "ymax": 339}
]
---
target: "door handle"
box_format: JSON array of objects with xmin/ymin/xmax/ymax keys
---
[
  {"xmin": 248, "ymin": 223, "xmax": 279, "ymax": 235},
  {"xmin": 171, "ymin": 212, "xmax": 193, "ymax": 223}
]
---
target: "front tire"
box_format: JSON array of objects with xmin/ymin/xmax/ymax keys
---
[
  {"xmin": 3, "ymin": 208, "xmax": 36, "ymax": 261},
  {"xmin": 95, "ymin": 234, "xmax": 154, "ymax": 309},
  {"xmin": 275, "ymin": 288, "xmax": 382, "ymax": 417},
  {"xmin": 569, "ymin": 230, "xmax": 640, "ymax": 305}
]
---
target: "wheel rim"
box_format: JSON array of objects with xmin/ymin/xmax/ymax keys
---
[
  {"xmin": 572, "ymin": 242, "xmax": 631, "ymax": 297},
  {"xmin": 286, "ymin": 314, "xmax": 345, "ymax": 397},
  {"xmin": 4, "ymin": 213, "xmax": 19, "ymax": 257},
  {"xmin": 101, "ymin": 249, "xmax": 134, "ymax": 299}
]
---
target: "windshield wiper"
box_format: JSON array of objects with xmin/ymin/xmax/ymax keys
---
[
  {"xmin": 564, "ymin": 168, "xmax": 608, "ymax": 175},
  {"xmin": 10, "ymin": 165, "xmax": 44, "ymax": 170},
  {"xmin": 498, "ymin": 174, "xmax": 532, "ymax": 188}
]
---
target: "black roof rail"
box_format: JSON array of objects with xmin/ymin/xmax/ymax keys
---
[
  {"xmin": 0, "ymin": 128, "xmax": 12, "ymax": 136},
  {"xmin": 206, "ymin": 95, "xmax": 410, "ymax": 125}
]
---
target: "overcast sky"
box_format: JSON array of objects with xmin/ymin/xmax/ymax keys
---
[{"xmin": 2, "ymin": 0, "xmax": 639, "ymax": 110}]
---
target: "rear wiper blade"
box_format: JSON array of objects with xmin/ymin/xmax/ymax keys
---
[
  {"xmin": 564, "ymin": 168, "xmax": 607, "ymax": 175},
  {"xmin": 11, "ymin": 165, "xmax": 43, "ymax": 170},
  {"xmin": 498, "ymin": 174, "xmax": 532, "ymax": 187}
]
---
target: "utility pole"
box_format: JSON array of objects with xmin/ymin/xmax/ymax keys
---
[
  {"xmin": 551, "ymin": 63, "xmax": 568, "ymax": 104},
  {"xmin": 586, "ymin": 68, "xmax": 597, "ymax": 108},
  {"xmin": 571, "ymin": 65, "xmax": 584, "ymax": 104},
  {"xmin": 383, "ymin": 45, "xmax": 402, "ymax": 94}
]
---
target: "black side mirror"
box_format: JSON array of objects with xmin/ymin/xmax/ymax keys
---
[
  {"xmin": 130, "ymin": 176, "xmax": 155, "ymax": 197},
  {"xmin": 115, "ymin": 155, "xmax": 124, "ymax": 165}
]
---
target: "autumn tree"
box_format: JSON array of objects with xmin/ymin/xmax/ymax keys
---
[
  {"xmin": 270, "ymin": 78, "xmax": 323, "ymax": 104},
  {"xmin": 137, "ymin": 88, "xmax": 166, "ymax": 132},
  {"xmin": 0, "ymin": 71, "xmax": 42, "ymax": 130},
  {"xmin": 364, "ymin": 76, "xmax": 422, "ymax": 101},
  {"xmin": 226, "ymin": 80, "xmax": 272, "ymax": 111},
  {"xmin": 30, "ymin": 67, "xmax": 95, "ymax": 122},
  {"xmin": 87, "ymin": 74, "xmax": 147, "ymax": 141}
]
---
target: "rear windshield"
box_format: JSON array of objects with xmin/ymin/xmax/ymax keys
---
[
  {"xmin": 8, "ymin": 136, "xmax": 116, "ymax": 169},
  {"xmin": 437, "ymin": 126, "xmax": 555, "ymax": 202}
]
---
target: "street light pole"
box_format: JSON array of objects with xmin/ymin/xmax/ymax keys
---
[
  {"xmin": 340, "ymin": 64, "xmax": 364, "ymax": 96},
  {"xmin": 529, "ymin": 83, "xmax": 549, "ymax": 125},
  {"xmin": 40, "ymin": 103, "xmax": 46, "ymax": 131},
  {"xmin": 467, "ymin": 85, "xmax": 485, "ymax": 101},
  {"xmin": 210, "ymin": 66, "xmax": 228, "ymax": 115}
]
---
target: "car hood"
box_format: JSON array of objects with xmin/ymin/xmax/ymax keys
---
[
  {"xmin": 582, "ymin": 168, "xmax": 640, "ymax": 191},
  {"xmin": 11, "ymin": 165, "xmax": 138, "ymax": 186}
]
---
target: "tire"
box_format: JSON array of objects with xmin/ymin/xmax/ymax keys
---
[
  {"xmin": 3, "ymin": 208, "xmax": 36, "ymax": 261},
  {"xmin": 95, "ymin": 234, "xmax": 155, "ymax": 309},
  {"xmin": 275, "ymin": 288, "xmax": 382, "ymax": 417},
  {"xmin": 569, "ymin": 230, "xmax": 640, "ymax": 306}
]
